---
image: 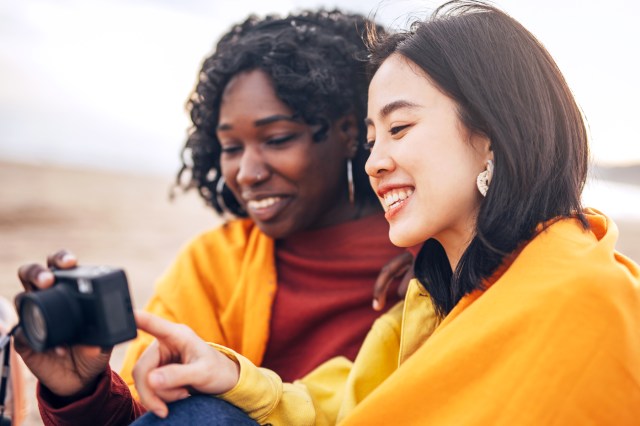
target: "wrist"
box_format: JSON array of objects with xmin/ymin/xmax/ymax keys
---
[{"xmin": 39, "ymin": 368, "xmax": 108, "ymax": 408}]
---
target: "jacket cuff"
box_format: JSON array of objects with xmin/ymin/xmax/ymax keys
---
[{"xmin": 212, "ymin": 343, "xmax": 283, "ymax": 422}]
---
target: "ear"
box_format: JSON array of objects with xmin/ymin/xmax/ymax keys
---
[
  {"xmin": 335, "ymin": 114, "xmax": 359, "ymax": 158},
  {"xmin": 472, "ymin": 133, "xmax": 493, "ymax": 163}
]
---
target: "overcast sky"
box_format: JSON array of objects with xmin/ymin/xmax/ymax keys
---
[{"xmin": 1, "ymin": 0, "xmax": 639, "ymax": 175}]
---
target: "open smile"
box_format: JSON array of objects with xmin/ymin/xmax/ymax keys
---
[
  {"xmin": 245, "ymin": 195, "xmax": 291, "ymax": 222},
  {"xmin": 380, "ymin": 188, "xmax": 414, "ymax": 213}
]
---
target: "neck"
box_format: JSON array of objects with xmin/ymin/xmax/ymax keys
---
[{"xmin": 437, "ymin": 224, "xmax": 476, "ymax": 272}]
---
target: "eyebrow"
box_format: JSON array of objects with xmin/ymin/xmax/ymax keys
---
[
  {"xmin": 217, "ymin": 114, "xmax": 299, "ymax": 131},
  {"xmin": 364, "ymin": 100, "xmax": 421, "ymax": 126}
]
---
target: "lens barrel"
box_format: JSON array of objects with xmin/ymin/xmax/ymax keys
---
[{"xmin": 17, "ymin": 285, "xmax": 82, "ymax": 352}]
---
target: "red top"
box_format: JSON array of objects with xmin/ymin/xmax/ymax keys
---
[
  {"xmin": 37, "ymin": 213, "xmax": 405, "ymax": 424},
  {"xmin": 262, "ymin": 213, "xmax": 403, "ymax": 381}
]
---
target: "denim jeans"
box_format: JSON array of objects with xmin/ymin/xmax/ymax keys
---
[{"xmin": 131, "ymin": 395, "xmax": 259, "ymax": 425}]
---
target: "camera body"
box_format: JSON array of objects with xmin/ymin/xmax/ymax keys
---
[{"xmin": 15, "ymin": 266, "xmax": 137, "ymax": 352}]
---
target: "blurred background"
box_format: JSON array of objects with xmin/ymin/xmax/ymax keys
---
[{"xmin": 1, "ymin": 0, "xmax": 639, "ymax": 424}]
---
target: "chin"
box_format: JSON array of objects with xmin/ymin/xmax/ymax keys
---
[
  {"xmin": 255, "ymin": 222, "xmax": 291, "ymax": 240},
  {"xmin": 389, "ymin": 232, "xmax": 421, "ymax": 248}
]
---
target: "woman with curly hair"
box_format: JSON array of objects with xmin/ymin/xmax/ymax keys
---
[
  {"xmin": 15, "ymin": 9, "xmax": 409, "ymax": 425},
  {"xmin": 129, "ymin": 1, "xmax": 639, "ymax": 424}
]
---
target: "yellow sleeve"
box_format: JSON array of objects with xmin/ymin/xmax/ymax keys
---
[
  {"xmin": 213, "ymin": 302, "xmax": 405, "ymax": 425},
  {"xmin": 214, "ymin": 344, "xmax": 351, "ymax": 426}
]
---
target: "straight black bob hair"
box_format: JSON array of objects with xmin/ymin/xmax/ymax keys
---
[{"xmin": 367, "ymin": 1, "xmax": 589, "ymax": 317}]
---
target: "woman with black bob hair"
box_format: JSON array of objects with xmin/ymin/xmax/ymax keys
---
[
  {"xmin": 369, "ymin": 0, "xmax": 590, "ymax": 317},
  {"xmin": 15, "ymin": 9, "xmax": 410, "ymax": 425},
  {"xmin": 129, "ymin": 1, "xmax": 639, "ymax": 424}
]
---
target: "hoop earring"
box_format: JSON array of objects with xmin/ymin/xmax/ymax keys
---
[
  {"xmin": 476, "ymin": 160, "xmax": 494, "ymax": 197},
  {"xmin": 347, "ymin": 159, "xmax": 355, "ymax": 205},
  {"xmin": 216, "ymin": 177, "xmax": 234, "ymax": 216}
]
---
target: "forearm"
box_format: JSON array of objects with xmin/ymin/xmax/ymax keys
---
[{"xmin": 214, "ymin": 344, "xmax": 347, "ymax": 426}]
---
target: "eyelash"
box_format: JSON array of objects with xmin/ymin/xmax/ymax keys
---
[
  {"xmin": 365, "ymin": 124, "xmax": 411, "ymax": 151},
  {"xmin": 390, "ymin": 124, "xmax": 410, "ymax": 135},
  {"xmin": 220, "ymin": 134, "xmax": 297, "ymax": 154},
  {"xmin": 267, "ymin": 134, "xmax": 296, "ymax": 145},
  {"xmin": 221, "ymin": 145, "xmax": 241, "ymax": 154}
]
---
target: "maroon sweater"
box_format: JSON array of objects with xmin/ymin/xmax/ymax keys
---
[
  {"xmin": 37, "ymin": 213, "xmax": 404, "ymax": 424},
  {"xmin": 262, "ymin": 213, "xmax": 403, "ymax": 381}
]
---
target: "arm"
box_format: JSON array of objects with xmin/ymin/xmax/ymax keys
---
[
  {"xmin": 132, "ymin": 311, "xmax": 349, "ymax": 424},
  {"xmin": 132, "ymin": 305, "xmax": 404, "ymax": 425},
  {"xmin": 214, "ymin": 346, "xmax": 351, "ymax": 426}
]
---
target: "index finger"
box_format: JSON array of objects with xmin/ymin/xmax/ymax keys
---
[
  {"xmin": 17, "ymin": 263, "xmax": 53, "ymax": 292},
  {"xmin": 135, "ymin": 310, "xmax": 188, "ymax": 342},
  {"xmin": 46, "ymin": 250, "xmax": 78, "ymax": 269}
]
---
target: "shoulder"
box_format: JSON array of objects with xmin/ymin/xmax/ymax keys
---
[
  {"xmin": 159, "ymin": 218, "xmax": 272, "ymax": 286},
  {"xmin": 182, "ymin": 218, "xmax": 267, "ymax": 255},
  {"xmin": 490, "ymin": 215, "xmax": 640, "ymax": 335}
]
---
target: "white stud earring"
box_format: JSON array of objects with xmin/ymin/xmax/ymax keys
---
[{"xmin": 476, "ymin": 159, "xmax": 494, "ymax": 197}]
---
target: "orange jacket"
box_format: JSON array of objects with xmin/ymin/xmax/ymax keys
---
[
  {"xmin": 120, "ymin": 219, "xmax": 276, "ymax": 397},
  {"xmin": 220, "ymin": 210, "xmax": 640, "ymax": 425}
]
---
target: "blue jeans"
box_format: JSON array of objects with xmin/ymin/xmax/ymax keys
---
[{"xmin": 131, "ymin": 395, "xmax": 258, "ymax": 425}]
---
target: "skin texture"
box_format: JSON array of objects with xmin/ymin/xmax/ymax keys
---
[
  {"xmin": 217, "ymin": 69, "xmax": 368, "ymax": 239},
  {"xmin": 365, "ymin": 54, "xmax": 492, "ymax": 269}
]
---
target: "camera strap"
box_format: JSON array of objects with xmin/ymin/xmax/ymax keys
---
[{"xmin": 0, "ymin": 325, "xmax": 18, "ymax": 421}]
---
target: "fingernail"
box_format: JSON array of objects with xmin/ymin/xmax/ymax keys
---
[
  {"xmin": 61, "ymin": 253, "xmax": 76, "ymax": 264},
  {"xmin": 153, "ymin": 409, "xmax": 167, "ymax": 419},
  {"xmin": 372, "ymin": 299, "xmax": 381, "ymax": 311},
  {"xmin": 37, "ymin": 271, "xmax": 54, "ymax": 285}
]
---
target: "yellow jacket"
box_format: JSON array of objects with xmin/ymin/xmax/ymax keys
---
[
  {"xmin": 218, "ymin": 210, "xmax": 640, "ymax": 425},
  {"xmin": 120, "ymin": 219, "xmax": 277, "ymax": 398}
]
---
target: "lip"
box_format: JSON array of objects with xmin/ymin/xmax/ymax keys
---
[
  {"xmin": 242, "ymin": 193, "xmax": 292, "ymax": 222},
  {"xmin": 375, "ymin": 183, "xmax": 415, "ymax": 221}
]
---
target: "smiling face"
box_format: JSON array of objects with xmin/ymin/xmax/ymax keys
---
[
  {"xmin": 217, "ymin": 69, "xmax": 356, "ymax": 239},
  {"xmin": 365, "ymin": 54, "xmax": 492, "ymax": 265}
]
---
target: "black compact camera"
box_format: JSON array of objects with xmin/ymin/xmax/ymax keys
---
[{"xmin": 15, "ymin": 266, "xmax": 137, "ymax": 352}]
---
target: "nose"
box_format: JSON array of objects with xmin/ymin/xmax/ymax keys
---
[
  {"xmin": 236, "ymin": 147, "xmax": 269, "ymax": 186},
  {"xmin": 364, "ymin": 142, "xmax": 394, "ymax": 178}
]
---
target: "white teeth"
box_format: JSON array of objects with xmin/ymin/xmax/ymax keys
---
[
  {"xmin": 382, "ymin": 189, "xmax": 413, "ymax": 211},
  {"xmin": 247, "ymin": 197, "xmax": 281, "ymax": 210}
]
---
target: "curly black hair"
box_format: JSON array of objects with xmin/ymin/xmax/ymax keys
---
[{"xmin": 176, "ymin": 9, "xmax": 384, "ymax": 216}]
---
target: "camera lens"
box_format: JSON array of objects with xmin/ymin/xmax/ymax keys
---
[
  {"xmin": 20, "ymin": 298, "xmax": 47, "ymax": 346},
  {"xmin": 17, "ymin": 284, "xmax": 82, "ymax": 352}
]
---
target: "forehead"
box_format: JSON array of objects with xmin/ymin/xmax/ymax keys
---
[
  {"xmin": 220, "ymin": 69, "xmax": 293, "ymax": 117},
  {"xmin": 367, "ymin": 54, "xmax": 445, "ymax": 120}
]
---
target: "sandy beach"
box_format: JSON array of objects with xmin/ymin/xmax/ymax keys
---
[
  {"xmin": 1, "ymin": 160, "xmax": 639, "ymax": 425},
  {"xmin": 0, "ymin": 161, "xmax": 219, "ymax": 425}
]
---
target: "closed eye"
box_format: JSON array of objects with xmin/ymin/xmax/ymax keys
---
[
  {"xmin": 390, "ymin": 124, "xmax": 410, "ymax": 136},
  {"xmin": 220, "ymin": 144, "xmax": 242, "ymax": 155},
  {"xmin": 266, "ymin": 134, "xmax": 298, "ymax": 146}
]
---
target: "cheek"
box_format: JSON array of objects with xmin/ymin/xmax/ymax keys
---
[{"xmin": 220, "ymin": 160, "xmax": 242, "ymax": 196}]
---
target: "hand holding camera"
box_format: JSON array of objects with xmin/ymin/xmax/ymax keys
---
[{"xmin": 13, "ymin": 251, "xmax": 137, "ymax": 398}]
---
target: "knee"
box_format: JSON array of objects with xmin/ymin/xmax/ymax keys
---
[{"xmin": 132, "ymin": 395, "xmax": 257, "ymax": 425}]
